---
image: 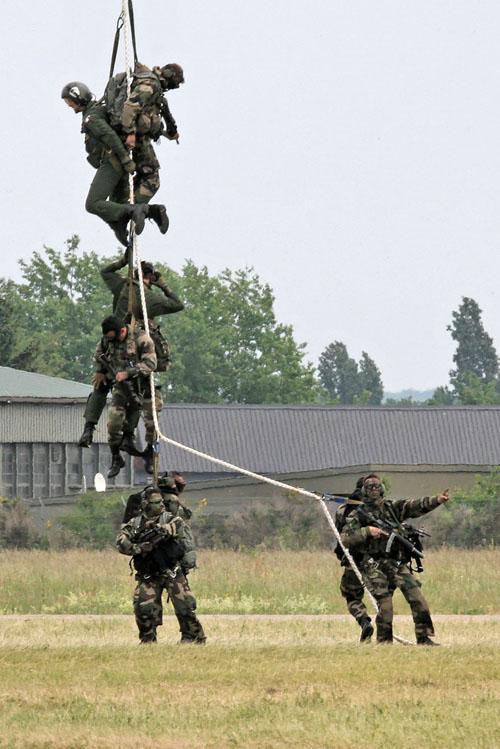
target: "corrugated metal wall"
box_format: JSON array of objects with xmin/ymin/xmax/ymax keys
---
[
  {"xmin": 0, "ymin": 402, "xmax": 133, "ymax": 498},
  {"xmin": 0, "ymin": 401, "xmax": 108, "ymax": 443}
]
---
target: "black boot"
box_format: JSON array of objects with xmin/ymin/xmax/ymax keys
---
[
  {"xmin": 119, "ymin": 432, "xmax": 142, "ymax": 457},
  {"xmin": 142, "ymin": 444, "xmax": 155, "ymax": 475},
  {"xmin": 107, "ymin": 446, "xmax": 125, "ymax": 479},
  {"xmin": 359, "ymin": 618, "xmax": 374, "ymax": 643},
  {"xmin": 108, "ymin": 219, "xmax": 130, "ymax": 247},
  {"xmin": 77, "ymin": 422, "xmax": 96, "ymax": 448},
  {"xmin": 131, "ymin": 203, "xmax": 149, "ymax": 235},
  {"xmin": 148, "ymin": 204, "xmax": 169, "ymax": 234},
  {"xmin": 417, "ymin": 636, "xmax": 441, "ymax": 646}
]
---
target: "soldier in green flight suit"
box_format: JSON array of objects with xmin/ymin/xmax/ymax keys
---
[
  {"xmin": 78, "ymin": 256, "xmax": 183, "ymax": 454},
  {"xmin": 61, "ymin": 81, "xmax": 166, "ymax": 245}
]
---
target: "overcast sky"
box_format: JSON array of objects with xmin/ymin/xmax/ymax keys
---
[{"xmin": 3, "ymin": 1, "xmax": 500, "ymax": 391}]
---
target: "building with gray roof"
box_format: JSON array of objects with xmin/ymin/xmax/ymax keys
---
[{"xmin": 0, "ymin": 367, "xmax": 133, "ymax": 504}]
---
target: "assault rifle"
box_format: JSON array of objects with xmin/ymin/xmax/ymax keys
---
[
  {"xmin": 98, "ymin": 353, "xmax": 141, "ymax": 407},
  {"xmin": 356, "ymin": 507, "xmax": 431, "ymax": 573},
  {"xmin": 131, "ymin": 522, "xmax": 167, "ymax": 549}
]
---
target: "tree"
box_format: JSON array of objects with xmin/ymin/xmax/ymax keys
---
[
  {"xmin": 358, "ymin": 352, "xmax": 384, "ymax": 405},
  {"xmin": 318, "ymin": 343, "xmax": 383, "ymax": 404},
  {"xmin": 1, "ymin": 240, "xmax": 320, "ymax": 403},
  {"xmin": 448, "ymin": 297, "xmax": 498, "ymax": 395}
]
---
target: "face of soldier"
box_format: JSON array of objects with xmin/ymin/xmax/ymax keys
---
[
  {"xmin": 64, "ymin": 98, "xmax": 83, "ymax": 113},
  {"xmin": 104, "ymin": 327, "xmax": 128, "ymax": 343},
  {"xmin": 363, "ymin": 479, "xmax": 384, "ymax": 504},
  {"xmin": 146, "ymin": 494, "xmax": 164, "ymax": 516}
]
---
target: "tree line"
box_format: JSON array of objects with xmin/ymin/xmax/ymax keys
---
[{"xmin": 0, "ymin": 237, "xmax": 497, "ymax": 405}]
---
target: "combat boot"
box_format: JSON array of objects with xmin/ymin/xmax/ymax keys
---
[
  {"xmin": 107, "ymin": 447, "xmax": 125, "ymax": 479},
  {"xmin": 148, "ymin": 204, "xmax": 169, "ymax": 234},
  {"xmin": 77, "ymin": 421, "xmax": 96, "ymax": 448},
  {"xmin": 417, "ymin": 636, "xmax": 441, "ymax": 646},
  {"xmin": 119, "ymin": 431, "xmax": 143, "ymax": 457},
  {"xmin": 130, "ymin": 203, "xmax": 149, "ymax": 235},
  {"xmin": 359, "ymin": 618, "xmax": 374, "ymax": 643},
  {"xmin": 142, "ymin": 444, "xmax": 155, "ymax": 475}
]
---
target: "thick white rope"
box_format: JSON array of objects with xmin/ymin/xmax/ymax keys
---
[{"xmin": 117, "ymin": 1, "xmax": 412, "ymax": 645}]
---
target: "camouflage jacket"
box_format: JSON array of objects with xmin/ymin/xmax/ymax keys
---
[
  {"xmin": 121, "ymin": 63, "xmax": 164, "ymax": 138},
  {"xmin": 94, "ymin": 324, "xmax": 156, "ymax": 380},
  {"xmin": 334, "ymin": 497, "xmax": 363, "ymax": 565},
  {"xmin": 116, "ymin": 509, "xmax": 187, "ymax": 575},
  {"xmin": 100, "ymin": 258, "xmax": 184, "ymax": 320},
  {"xmin": 341, "ymin": 495, "xmax": 441, "ymax": 560},
  {"xmin": 81, "ymin": 101, "xmax": 130, "ymax": 168}
]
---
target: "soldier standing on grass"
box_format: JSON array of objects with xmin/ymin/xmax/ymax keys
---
[
  {"xmin": 341, "ymin": 476, "xmax": 450, "ymax": 645},
  {"xmin": 334, "ymin": 476, "xmax": 375, "ymax": 642},
  {"xmin": 116, "ymin": 486, "xmax": 206, "ymax": 645}
]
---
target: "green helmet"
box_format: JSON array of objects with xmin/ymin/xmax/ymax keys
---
[{"xmin": 61, "ymin": 81, "xmax": 93, "ymax": 105}]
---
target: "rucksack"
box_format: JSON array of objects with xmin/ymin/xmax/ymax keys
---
[
  {"xmin": 103, "ymin": 67, "xmax": 157, "ymax": 129},
  {"xmin": 148, "ymin": 322, "xmax": 172, "ymax": 372}
]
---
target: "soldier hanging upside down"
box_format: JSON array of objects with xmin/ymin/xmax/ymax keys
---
[
  {"xmin": 94, "ymin": 316, "xmax": 163, "ymax": 478},
  {"xmin": 111, "ymin": 63, "xmax": 184, "ymax": 217},
  {"xmin": 116, "ymin": 486, "xmax": 206, "ymax": 645},
  {"xmin": 78, "ymin": 256, "xmax": 183, "ymax": 449}
]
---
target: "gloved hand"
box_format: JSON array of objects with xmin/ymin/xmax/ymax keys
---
[
  {"xmin": 121, "ymin": 155, "xmax": 136, "ymax": 173},
  {"xmin": 131, "ymin": 542, "xmax": 153, "ymax": 555},
  {"xmin": 162, "ymin": 516, "xmax": 183, "ymax": 537}
]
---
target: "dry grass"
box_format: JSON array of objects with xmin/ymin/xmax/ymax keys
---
[
  {"xmin": 1, "ymin": 548, "xmax": 500, "ymax": 615},
  {"xmin": 0, "ymin": 617, "xmax": 499, "ymax": 748}
]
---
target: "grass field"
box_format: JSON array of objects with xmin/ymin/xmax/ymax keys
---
[
  {"xmin": 1, "ymin": 549, "xmax": 499, "ymax": 747},
  {"xmin": 1, "ymin": 617, "xmax": 499, "ymax": 748},
  {"xmin": 1, "ymin": 548, "xmax": 500, "ymax": 615}
]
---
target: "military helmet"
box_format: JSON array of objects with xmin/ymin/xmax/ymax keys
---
[
  {"xmin": 134, "ymin": 261, "xmax": 155, "ymax": 280},
  {"xmin": 61, "ymin": 81, "xmax": 93, "ymax": 105},
  {"xmin": 160, "ymin": 64, "xmax": 184, "ymax": 89},
  {"xmin": 158, "ymin": 471, "xmax": 186, "ymax": 495}
]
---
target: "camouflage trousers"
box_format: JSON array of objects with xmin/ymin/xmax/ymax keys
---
[
  {"xmin": 361, "ymin": 558, "xmax": 434, "ymax": 643},
  {"xmin": 340, "ymin": 567, "xmax": 369, "ymax": 625},
  {"xmin": 133, "ymin": 566, "xmax": 206, "ymax": 643},
  {"xmin": 107, "ymin": 380, "xmax": 163, "ymax": 446},
  {"xmin": 112, "ymin": 138, "xmax": 160, "ymax": 205}
]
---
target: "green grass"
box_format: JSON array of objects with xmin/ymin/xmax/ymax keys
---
[
  {"xmin": 2, "ymin": 548, "xmax": 500, "ymax": 615},
  {"xmin": 0, "ymin": 617, "xmax": 499, "ymax": 747}
]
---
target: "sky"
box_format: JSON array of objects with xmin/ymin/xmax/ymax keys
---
[{"xmin": 3, "ymin": 1, "xmax": 500, "ymax": 392}]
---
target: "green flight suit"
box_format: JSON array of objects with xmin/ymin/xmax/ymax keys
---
[{"xmin": 81, "ymin": 101, "xmax": 134, "ymax": 225}]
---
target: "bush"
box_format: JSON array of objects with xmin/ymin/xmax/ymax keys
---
[
  {"xmin": 57, "ymin": 491, "xmax": 125, "ymax": 549},
  {"xmin": 423, "ymin": 468, "xmax": 500, "ymax": 548},
  {"xmin": 0, "ymin": 498, "xmax": 48, "ymax": 549}
]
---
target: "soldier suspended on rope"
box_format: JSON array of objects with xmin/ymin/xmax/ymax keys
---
[
  {"xmin": 93, "ymin": 315, "xmax": 162, "ymax": 479},
  {"xmin": 61, "ymin": 81, "xmax": 151, "ymax": 247},
  {"xmin": 109, "ymin": 63, "xmax": 184, "ymax": 221},
  {"xmin": 78, "ymin": 257, "xmax": 183, "ymax": 451},
  {"xmin": 341, "ymin": 477, "xmax": 450, "ymax": 646},
  {"xmin": 116, "ymin": 485, "xmax": 206, "ymax": 645}
]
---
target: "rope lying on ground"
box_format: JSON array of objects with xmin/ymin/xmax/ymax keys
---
[{"xmin": 117, "ymin": 0, "xmax": 412, "ymax": 646}]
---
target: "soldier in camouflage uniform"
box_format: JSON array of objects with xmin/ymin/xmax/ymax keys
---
[
  {"xmin": 61, "ymin": 81, "xmax": 152, "ymax": 246},
  {"xmin": 334, "ymin": 476, "xmax": 374, "ymax": 642},
  {"xmin": 78, "ymin": 257, "xmax": 183, "ymax": 450},
  {"xmin": 93, "ymin": 316, "xmax": 161, "ymax": 478},
  {"xmin": 116, "ymin": 486, "xmax": 206, "ymax": 644},
  {"xmin": 113, "ymin": 63, "xmax": 184, "ymax": 220},
  {"xmin": 341, "ymin": 477, "xmax": 450, "ymax": 645}
]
